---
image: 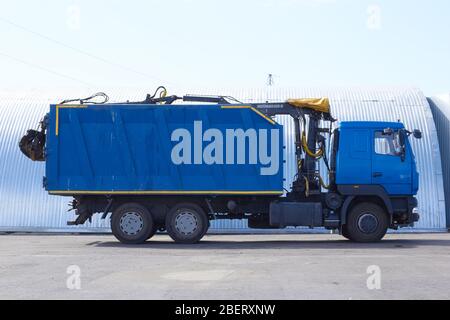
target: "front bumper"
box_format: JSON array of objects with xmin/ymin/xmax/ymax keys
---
[
  {"xmin": 394, "ymin": 197, "xmax": 419, "ymax": 228},
  {"xmin": 411, "ymin": 208, "xmax": 420, "ymax": 223},
  {"xmin": 409, "ymin": 197, "xmax": 420, "ymax": 222}
]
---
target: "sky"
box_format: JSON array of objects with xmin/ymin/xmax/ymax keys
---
[{"xmin": 0, "ymin": 0, "xmax": 449, "ymax": 95}]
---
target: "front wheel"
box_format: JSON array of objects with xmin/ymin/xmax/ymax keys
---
[
  {"xmin": 344, "ymin": 202, "xmax": 389, "ymax": 243},
  {"xmin": 340, "ymin": 224, "xmax": 351, "ymax": 240},
  {"xmin": 165, "ymin": 203, "xmax": 209, "ymax": 244}
]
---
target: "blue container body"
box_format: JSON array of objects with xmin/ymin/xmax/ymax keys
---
[{"xmin": 45, "ymin": 104, "xmax": 284, "ymax": 195}]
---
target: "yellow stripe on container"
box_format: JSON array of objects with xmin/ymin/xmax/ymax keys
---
[{"xmin": 55, "ymin": 105, "xmax": 88, "ymax": 136}]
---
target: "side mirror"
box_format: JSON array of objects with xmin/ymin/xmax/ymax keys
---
[{"xmin": 413, "ymin": 129, "xmax": 422, "ymax": 139}]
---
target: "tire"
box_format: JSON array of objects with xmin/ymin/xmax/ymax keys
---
[
  {"xmin": 340, "ymin": 224, "xmax": 352, "ymax": 240},
  {"xmin": 165, "ymin": 203, "xmax": 209, "ymax": 244},
  {"xmin": 111, "ymin": 203, "xmax": 155, "ymax": 244},
  {"xmin": 201, "ymin": 220, "xmax": 211, "ymax": 238},
  {"xmin": 345, "ymin": 202, "xmax": 389, "ymax": 243},
  {"xmin": 146, "ymin": 224, "xmax": 158, "ymax": 240}
]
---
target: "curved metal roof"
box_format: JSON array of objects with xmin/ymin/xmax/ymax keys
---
[
  {"xmin": 429, "ymin": 94, "xmax": 450, "ymax": 228},
  {"xmin": 0, "ymin": 87, "xmax": 446, "ymax": 231}
]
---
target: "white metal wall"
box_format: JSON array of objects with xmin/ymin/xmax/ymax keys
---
[
  {"xmin": 0, "ymin": 87, "xmax": 446, "ymax": 232},
  {"xmin": 429, "ymin": 94, "xmax": 450, "ymax": 228}
]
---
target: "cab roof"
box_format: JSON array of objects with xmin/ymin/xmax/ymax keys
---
[{"xmin": 339, "ymin": 121, "xmax": 404, "ymax": 129}]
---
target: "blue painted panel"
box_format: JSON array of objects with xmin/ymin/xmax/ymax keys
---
[
  {"xmin": 336, "ymin": 127, "xmax": 372, "ymax": 185},
  {"xmin": 336, "ymin": 121, "xmax": 418, "ymax": 196},
  {"xmin": 45, "ymin": 104, "xmax": 284, "ymax": 193}
]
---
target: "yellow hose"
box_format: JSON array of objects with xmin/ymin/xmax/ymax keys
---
[
  {"xmin": 157, "ymin": 88, "xmax": 168, "ymax": 104},
  {"xmin": 297, "ymin": 159, "xmax": 303, "ymax": 171},
  {"xmin": 319, "ymin": 175, "xmax": 330, "ymax": 190},
  {"xmin": 304, "ymin": 176, "xmax": 310, "ymax": 197},
  {"xmin": 301, "ymin": 132, "xmax": 323, "ymax": 158},
  {"xmin": 159, "ymin": 88, "xmax": 168, "ymax": 98}
]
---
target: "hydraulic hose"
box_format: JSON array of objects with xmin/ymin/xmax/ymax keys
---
[
  {"xmin": 304, "ymin": 176, "xmax": 310, "ymax": 197},
  {"xmin": 159, "ymin": 87, "xmax": 168, "ymax": 98},
  {"xmin": 297, "ymin": 159, "xmax": 303, "ymax": 171},
  {"xmin": 301, "ymin": 131, "xmax": 324, "ymax": 158},
  {"xmin": 319, "ymin": 175, "xmax": 330, "ymax": 190}
]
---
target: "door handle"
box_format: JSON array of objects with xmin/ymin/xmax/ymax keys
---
[{"xmin": 373, "ymin": 172, "xmax": 383, "ymax": 178}]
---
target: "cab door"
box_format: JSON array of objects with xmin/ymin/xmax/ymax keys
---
[{"xmin": 371, "ymin": 130, "xmax": 412, "ymax": 195}]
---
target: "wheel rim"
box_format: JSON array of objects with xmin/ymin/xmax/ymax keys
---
[
  {"xmin": 175, "ymin": 210, "xmax": 199, "ymax": 236},
  {"xmin": 357, "ymin": 212, "xmax": 379, "ymax": 234},
  {"xmin": 119, "ymin": 212, "xmax": 144, "ymax": 236}
]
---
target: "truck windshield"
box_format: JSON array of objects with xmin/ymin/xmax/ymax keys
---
[{"xmin": 374, "ymin": 131, "xmax": 402, "ymax": 156}]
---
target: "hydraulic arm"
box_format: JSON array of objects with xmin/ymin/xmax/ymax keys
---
[{"xmin": 131, "ymin": 87, "xmax": 336, "ymax": 198}]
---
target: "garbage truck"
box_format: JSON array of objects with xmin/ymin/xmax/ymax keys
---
[{"xmin": 20, "ymin": 87, "xmax": 422, "ymax": 244}]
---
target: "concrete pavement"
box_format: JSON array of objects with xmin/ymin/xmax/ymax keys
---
[{"xmin": 0, "ymin": 233, "xmax": 449, "ymax": 299}]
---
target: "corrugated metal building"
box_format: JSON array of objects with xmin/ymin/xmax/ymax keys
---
[
  {"xmin": 428, "ymin": 94, "xmax": 450, "ymax": 228},
  {"xmin": 0, "ymin": 87, "xmax": 447, "ymax": 232}
]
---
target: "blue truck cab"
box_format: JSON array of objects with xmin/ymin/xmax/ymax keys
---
[
  {"xmin": 19, "ymin": 92, "xmax": 421, "ymax": 244},
  {"xmin": 336, "ymin": 121, "xmax": 419, "ymax": 196}
]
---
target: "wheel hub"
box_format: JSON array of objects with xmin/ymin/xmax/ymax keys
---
[
  {"xmin": 175, "ymin": 210, "xmax": 198, "ymax": 235},
  {"xmin": 357, "ymin": 213, "xmax": 379, "ymax": 234},
  {"xmin": 119, "ymin": 212, "xmax": 144, "ymax": 235}
]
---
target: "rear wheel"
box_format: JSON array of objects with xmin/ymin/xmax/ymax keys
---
[
  {"xmin": 146, "ymin": 225, "xmax": 158, "ymax": 240},
  {"xmin": 345, "ymin": 202, "xmax": 389, "ymax": 243},
  {"xmin": 111, "ymin": 203, "xmax": 155, "ymax": 244},
  {"xmin": 165, "ymin": 203, "xmax": 209, "ymax": 244}
]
